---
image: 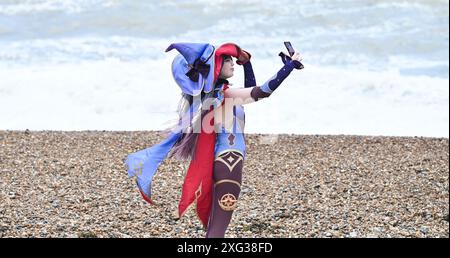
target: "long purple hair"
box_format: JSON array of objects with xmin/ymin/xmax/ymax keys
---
[
  {"xmin": 164, "ymin": 90, "xmax": 215, "ymax": 161},
  {"xmin": 164, "ymin": 54, "xmax": 231, "ymax": 161}
]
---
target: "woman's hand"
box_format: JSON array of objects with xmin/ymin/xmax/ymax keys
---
[
  {"xmin": 291, "ymin": 52, "xmax": 303, "ymax": 62},
  {"xmin": 236, "ymin": 50, "xmax": 251, "ymax": 65},
  {"xmin": 280, "ymin": 51, "xmax": 304, "ymax": 69}
]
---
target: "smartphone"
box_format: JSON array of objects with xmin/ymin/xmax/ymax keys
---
[
  {"xmin": 281, "ymin": 41, "xmax": 304, "ymax": 69},
  {"xmin": 284, "ymin": 41, "xmax": 295, "ymax": 56}
]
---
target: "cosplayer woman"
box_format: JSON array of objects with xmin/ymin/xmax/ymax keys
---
[{"xmin": 125, "ymin": 42, "xmax": 303, "ymax": 238}]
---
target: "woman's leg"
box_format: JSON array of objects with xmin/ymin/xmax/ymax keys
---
[{"xmin": 206, "ymin": 151, "xmax": 244, "ymax": 238}]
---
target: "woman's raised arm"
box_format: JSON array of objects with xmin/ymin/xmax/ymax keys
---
[{"xmin": 224, "ymin": 52, "xmax": 303, "ymax": 106}]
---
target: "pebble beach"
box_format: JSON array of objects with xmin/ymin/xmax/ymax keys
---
[{"xmin": 0, "ymin": 130, "xmax": 448, "ymax": 238}]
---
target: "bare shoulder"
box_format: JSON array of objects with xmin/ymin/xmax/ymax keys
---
[
  {"xmin": 223, "ymin": 87, "xmax": 255, "ymax": 105},
  {"xmin": 224, "ymin": 87, "xmax": 252, "ymax": 97}
]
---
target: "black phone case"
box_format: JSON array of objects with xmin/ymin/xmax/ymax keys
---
[{"xmin": 284, "ymin": 42, "xmax": 295, "ymax": 56}]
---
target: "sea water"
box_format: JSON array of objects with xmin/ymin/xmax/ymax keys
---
[{"xmin": 0, "ymin": 0, "xmax": 448, "ymax": 137}]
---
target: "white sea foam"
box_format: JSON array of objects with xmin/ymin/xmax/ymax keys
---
[{"xmin": 1, "ymin": 56, "xmax": 447, "ymax": 137}]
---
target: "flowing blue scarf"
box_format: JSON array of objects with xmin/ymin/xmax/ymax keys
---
[{"xmin": 125, "ymin": 101, "xmax": 200, "ymax": 200}]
